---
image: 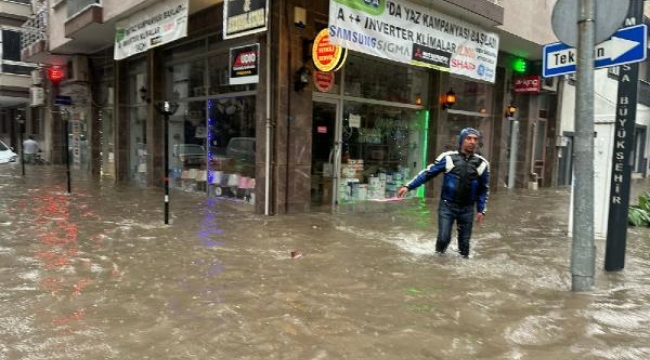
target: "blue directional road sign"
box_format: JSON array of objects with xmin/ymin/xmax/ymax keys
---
[
  {"xmin": 54, "ymin": 95, "xmax": 72, "ymax": 106},
  {"xmin": 543, "ymin": 24, "xmax": 647, "ymax": 78}
]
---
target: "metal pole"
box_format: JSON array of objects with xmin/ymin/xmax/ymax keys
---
[
  {"xmin": 63, "ymin": 112, "xmax": 71, "ymax": 194},
  {"xmin": 20, "ymin": 132, "xmax": 24, "ymax": 176},
  {"xmin": 264, "ymin": 7, "xmax": 272, "ymax": 216},
  {"xmin": 507, "ymin": 118, "xmax": 519, "ymax": 189},
  {"xmin": 164, "ymin": 113, "xmax": 170, "ymax": 225},
  {"xmin": 571, "ymin": 0, "xmax": 596, "ymax": 291}
]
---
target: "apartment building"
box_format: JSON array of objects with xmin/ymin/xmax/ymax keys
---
[
  {"xmin": 20, "ymin": 0, "xmax": 568, "ymax": 214},
  {"xmin": 0, "ymin": 0, "xmax": 34, "ymax": 149}
]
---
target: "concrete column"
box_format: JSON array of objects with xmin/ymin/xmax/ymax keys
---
[{"xmin": 115, "ymin": 61, "xmax": 130, "ymax": 183}]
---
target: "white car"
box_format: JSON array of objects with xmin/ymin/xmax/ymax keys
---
[{"xmin": 0, "ymin": 139, "xmax": 18, "ymax": 164}]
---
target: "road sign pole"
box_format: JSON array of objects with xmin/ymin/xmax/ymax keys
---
[
  {"xmin": 571, "ymin": 0, "xmax": 596, "ymax": 291},
  {"xmin": 605, "ymin": 0, "xmax": 644, "ymax": 272},
  {"xmin": 507, "ymin": 117, "xmax": 519, "ymax": 189}
]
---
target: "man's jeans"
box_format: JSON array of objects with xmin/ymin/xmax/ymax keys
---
[{"xmin": 436, "ymin": 200, "xmax": 475, "ymax": 257}]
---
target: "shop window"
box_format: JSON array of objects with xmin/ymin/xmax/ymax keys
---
[
  {"xmin": 340, "ymin": 102, "xmax": 428, "ymax": 200},
  {"xmin": 208, "ymin": 53, "xmax": 256, "ymax": 94},
  {"xmin": 128, "ymin": 60, "xmax": 148, "ymax": 184},
  {"xmin": 448, "ymin": 76, "xmax": 493, "ymax": 114},
  {"xmin": 169, "ymin": 60, "xmax": 207, "ymax": 99},
  {"xmin": 169, "ymin": 100, "xmax": 206, "ymax": 192},
  {"xmin": 344, "ymin": 54, "xmax": 428, "ymax": 105},
  {"xmin": 168, "ymin": 96, "xmax": 257, "ymax": 203},
  {"xmin": 207, "ymin": 96, "xmax": 256, "ymax": 201},
  {"xmin": 164, "ymin": 39, "xmax": 206, "ymax": 62}
]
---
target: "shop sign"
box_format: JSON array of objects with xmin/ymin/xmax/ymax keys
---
[
  {"xmin": 114, "ymin": 0, "xmax": 188, "ymax": 60},
  {"xmin": 229, "ymin": 43, "xmax": 260, "ymax": 85},
  {"xmin": 312, "ymin": 29, "xmax": 348, "ymax": 72},
  {"xmin": 313, "ymin": 70, "xmax": 335, "ymax": 92},
  {"xmin": 328, "ymin": 0, "xmax": 500, "ymax": 83},
  {"xmin": 514, "ymin": 75, "xmax": 541, "ymax": 93},
  {"xmin": 223, "ymin": 0, "xmax": 269, "ymax": 39}
]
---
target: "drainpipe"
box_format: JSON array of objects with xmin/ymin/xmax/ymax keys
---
[{"xmin": 265, "ymin": 20, "xmax": 272, "ymax": 215}]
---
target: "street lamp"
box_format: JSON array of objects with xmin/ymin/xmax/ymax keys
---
[
  {"xmin": 16, "ymin": 114, "xmax": 25, "ymax": 176},
  {"xmin": 155, "ymin": 100, "xmax": 179, "ymax": 225}
]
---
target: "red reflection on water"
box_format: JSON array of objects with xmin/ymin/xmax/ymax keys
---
[
  {"xmin": 51, "ymin": 309, "xmax": 86, "ymax": 327},
  {"xmin": 71, "ymin": 278, "xmax": 91, "ymax": 297},
  {"xmin": 40, "ymin": 277, "xmax": 63, "ymax": 294},
  {"xmin": 35, "ymin": 251, "xmax": 72, "ymax": 269},
  {"xmin": 30, "ymin": 190, "xmax": 98, "ymax": 334}
]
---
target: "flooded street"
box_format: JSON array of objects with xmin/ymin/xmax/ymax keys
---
[{"xmin": 2, "ymin": 164, "xmax": 650, "ymax": 359}]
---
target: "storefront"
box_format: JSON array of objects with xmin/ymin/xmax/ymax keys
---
[
  {"xmin": 88, "ymin": 2, "xmax": 260, "ymax": 208},
  {"xmin": 84, "ymin": 0, "xmax": 506, "ymax": 214},
  {"xmin": 162, "ymin": 35, "xmax": 258, "ymax": 205},
  {"xmin": 310, "ymin": 53, "xmax": 431, "ymax": 206},
  {"xmin": 306, "ymin": 0, "xmax": 502, "ymax": 208}
]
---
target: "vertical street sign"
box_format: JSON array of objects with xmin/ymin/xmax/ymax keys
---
[{"xmin": 605, "ymin": 0, "xmax": 643, "ymax": 271}]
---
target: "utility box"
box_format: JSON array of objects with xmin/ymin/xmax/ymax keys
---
[{"xmin": 568, "ymin": 121, "xmax": 614, "ymax": 239}]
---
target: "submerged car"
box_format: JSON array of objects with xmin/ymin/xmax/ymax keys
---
[{"xmin": 0, "ymin": 139, "xmax": 17, "ymax": 164}]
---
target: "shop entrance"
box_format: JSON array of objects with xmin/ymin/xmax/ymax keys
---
[{"xmin": 311, "ymin": 100, "xmax": 341, "ymax": 208}]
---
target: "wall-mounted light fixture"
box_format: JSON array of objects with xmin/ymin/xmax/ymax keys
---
[
  {"xmin": 505, "ymin": 104, "xmax": 517, "ymax": 118},
  {"xmin": 294, "ymin": 6, "xmax": 307, "ymax": 28},
  {"xmin": 139, "ymin": 86, "xmax": 151, "ymax": 103},
  {"xmin": 442, "ymin": 89, "xmax": 456, "ymax": 110},
  {"xmin": 415, "ymin": 93, "xmax": 422, "ymax": 106}
]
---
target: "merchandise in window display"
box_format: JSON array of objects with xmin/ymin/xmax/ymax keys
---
[{"xmin": 337, "ymin": 158, "xmax": 412, "ymax": 202}]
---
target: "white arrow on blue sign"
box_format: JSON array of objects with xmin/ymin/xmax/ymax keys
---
[
  {"xmin": 54, "ymin": 95, "xmax": 72, "ymax": 106},
  {"xmin": 543, "ymin": 24, "xmax": 647, "ymax": 78}
]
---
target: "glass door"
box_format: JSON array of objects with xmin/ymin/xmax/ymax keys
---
[{"xmin": 311, "ymin": 99, "xmax": 340, "ymax": 208}]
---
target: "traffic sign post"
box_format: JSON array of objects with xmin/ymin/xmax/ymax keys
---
[
  {"xmin": 605, "ymin": 0, "xmax": 645, "ymax": 272},
  {"xmin": 543, "ymin": 24, "xmax": 647, "ymax": 78}
]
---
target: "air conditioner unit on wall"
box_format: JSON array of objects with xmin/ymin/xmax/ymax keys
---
[
  {"xmin": 541, "ymin": 77, "xmax": 558, "ymax": 92},
  {"xmin": 67, "ymin": 55, "xmax": 89, "ymax": 82}
]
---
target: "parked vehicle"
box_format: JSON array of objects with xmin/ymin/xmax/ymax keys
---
[
  {"xmin": 173, "ymin": 144, "xmax": 205, "ymax": 166},
  {"xmin": 226, "ymin": 137, "xmax": 255, "ymax": 163},
  {"xmin": 0, "ymin": 140, "xmax": 17, "ymax": 164}
]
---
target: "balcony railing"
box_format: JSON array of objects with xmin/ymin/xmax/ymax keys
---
[
  {"xmin": 21, "ymin": 7, "xmax": 47, "ymax": 54},
  {"xmin": 67, "ymin": 0, "xmax": 101, "ymax": 20}
]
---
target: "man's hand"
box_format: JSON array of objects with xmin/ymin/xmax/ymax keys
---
[
  {"xmin": 397, "ymin": 186, "xmax": 409, "ymax": 198},
  {"xmin": 476, "ymin": 212, "xmax": 485, "ymax": 224}
]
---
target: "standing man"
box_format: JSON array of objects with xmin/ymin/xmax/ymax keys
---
[
  {"xmin": 22, "ymin": 135, "xmax": 39, "ymax": 164},
  {"xmin": 397, "ymin": 128, "xmax": 490, "ymax": 258}
]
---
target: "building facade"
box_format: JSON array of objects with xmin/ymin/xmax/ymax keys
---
[
  {"xmin": 0, "ymin": 0, "xmax": 34, "ymax": 150},
  {"xmin": 21, "ymin": 0, "xmax": 564, "ymax": 214}
]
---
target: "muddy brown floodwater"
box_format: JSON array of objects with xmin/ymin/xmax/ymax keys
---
[{"xmin": 1, "ymin": 165, "xmax": 650, "ymax": 359}]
